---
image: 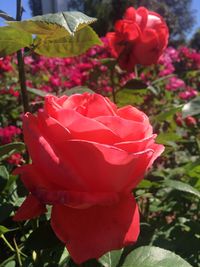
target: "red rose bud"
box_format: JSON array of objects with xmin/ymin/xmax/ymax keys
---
[
  {"xmin": 185, "ymin": 116, "xmax": 197, "ymax": 127},
  {"xmin": 106, "ymin": 6, "xmax": 169, "ymax": 71},
  {"xmin": 175, "ymin": 115, "xmax": 183, "ymax": 127},
  {"xmin": 13, "ymin": 93, "xmax": 164, "ymax": 264}
]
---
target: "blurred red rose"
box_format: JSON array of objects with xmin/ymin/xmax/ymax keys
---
[
  {"xmin": 13, "ymin": 93, "xmax": 164, "ymax": 263},
  {"xmin": 185, "ymin": 116, "xmax": 197, "ymax": 127},
  {"xmin": 7, "ymin": 153, "xmax": 23, "ymax": 165},
  {"xmin": 106, "ymin": 6, "xmax": 169, "ymax": 71}
]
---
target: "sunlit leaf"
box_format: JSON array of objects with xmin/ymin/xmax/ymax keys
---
[
  {"xmin": 121, "ymin": 246, "xmax": 192, "ymax": 267},
  {"xmin": 0, "ymin": 225, "xmax": 10, "ymax": 235},
  {"xmin": 27, "ymin": 87, "xmax": 48, "ymax": 97},
  {"xmin": 9, "ymin": 11, "xmax": 97, "ymax": 39},
  {"xmin": 182, "ymin": 96, "xmax": 200, "ymax": 118},
  {"xmin": 0, "ymin": 26, "xmax": 32, "ymax": 57},
  {"xmin": 59, "ymin": 249, "xmax": 70, "ymax": 266},
  {"xmin": 151, "ymin": 74, "xmax": 175, "ymax": 85},
  {"xmin": 99, "ymin": 249, "xmax": 123, "ymax": 267},
  {"xmin": 34, "ymin": 26, "xmax": 102, "ymax": 57},
  {"xmin": 137, "ymin": 180, "xmax": 154, "ymax": 189},
  {"xmin": 156, "ymin": 132, "xmax": 181, "ymax": 145}
]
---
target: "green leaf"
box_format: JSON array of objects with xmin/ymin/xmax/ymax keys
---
[
  {"xmin": 99, "ymin": 249, "xmax": 123, "ymax": 267},
  {"xmin": 0, "ymin": 166, "xmax": 9, "ymax": 191},
  {"xmin": 137, "ymin": 180, "xmax": 153, "ymax": 189},
  {"xmin": 163, "ymin": 180, "xmax": 200, "ymax": 198},
  {"xmin": 63, "ymin": 86, "xmax": 94, "ymax": 96},
  {"xmin": 121, "ymin": 246, "xmax": 192, "ymax": 267},
  {"xmin": 0, "ymin": 142, "xmax": 25, "ymax": 161},
  {"xmin": 27, "ymin": 87, "xmax": 48, "ymax": 97},
  {"xmin": 9, "ymin": 11, "xmax": 97, "ymax": 39},
  {"xmin": 34, "ymin": 26, "xmax": 102, "ymax": 57},
  {"xmin": 116, "ymin": 89, "xmax": 146, "ymax": 107},
  {"xmin": 155, "ymin": 106, "xmax": 182, "ymax": 122},
  {"xmin": 25, "ymin": 223, "xmax": 62, "ymax": 250},
  {"xmin": 123, "ymin": 79, "xmax": 147, "ymax": 90},
  {"xmin": 100, "ymin": 58, "xmax": 116, "ymax": 69},
  {"xmin": 151, "ymin": 74, "xmax": 175, "ymax": 85},
  {"xmin": 182, "ymin": 96, "xmax": 200, "ymax": 118},
  {"xmin": 147, "ymin": 85, "xmax": 159, "ymax": 95},
  {"xmin": 0, "ymin": 26, "xmax": 32, "ymax": 57},
  {"xmin": 156, "ymin": 132, "xmax": 181, "ymax": 145},
  {"xmin": 0, "ymin": 225, "xmax": 10, "ymax": 235},
  {"xmin": 3, "ymin": 261, "xmax": 16, "ymax": 267},
  {"xmin": 187, "ymin": 163, "xmax": 200, "ymax": 179},
  {"xmin": 59, "ymin": 249, "xmax": 70, "ymax": 265}
]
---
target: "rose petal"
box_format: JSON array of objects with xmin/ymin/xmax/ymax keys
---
[
  {"xmin": 146, "ymin": 12, "xmax": 162, "ymax": 28},
  {"xmin": 114, "ymin": 134, "xmax": 156, "ymax": 153},
  {"xmin": 14, "ymin": 164, "xmax": 51, "ymax": 191},
  {"xmin": 33, "ymin": 188, "xmax": 119, "ymax": 208},
  {"xmin": 118, "ymin": 47, "xmax": 138, "ymax": 71},
  {"xmin": 148, "ymin": 143, "xmax": 165, "ymax": 168},
  {"xmin": 115, "ymin": 20, "xmax": 139, "ymax": 42},
  {"xmin": 124, "ymin": 7, "xmax": 136, "ymax": 21},
  {"xmin": 96, "ymin": 116, "xmax": 150, "ymax": 141},
  {"xmin": 22, "ymin": 113, "xmax": 85, "ymax": 191},
  {"xmin": 136, "ymin": 7, "xmax": 148, "ymax": 30},
  {"xmin": 51, "ymin": 195, "xmax": 139, "ymax": 264},
  {"xmin": 44, "ymin": 95, "xmax": 68, "ymax": 116},
  {"xmin": 106, "ymin": 32, "xmax": 125, "ymax": 57},
  {"xmin": 63, "ymin": 93, "xmax": 117, "ymax": 118},
  {"xmin": 13, "ymin": 194, "xmax": 46, "ymax": 221},
  {"xmin": 46, "ymin": 93, "xmax": 117, "ymax": 118},
  {"xmin": 59, "ymin": 140, "xmax": 154, "ymax": 192},
  {"xmin": 50, "ymin": 108, "xmax": 121, "ymax": 144},
  {"xmin": 117, "ymin": 105, "xmax": 150, "ymax": 123},
  {"xmin": 37, "ymin": 111, "xmax": 72, "ymax": 146},
  {"xmin": 134, "ymin": 29, "xmax": 161, "ymax": 65}
]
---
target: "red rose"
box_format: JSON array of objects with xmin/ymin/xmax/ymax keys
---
[
  {"xmin": 14, "ymin": 93, "xmax": 164, "ymax": 263},
  {"xmin": 106, "ymin": 7, "xmax": 169, "ymax": 71},
  {"xmin": 185, "ymin": 116, "xmax": 197, "ymax": 127}
]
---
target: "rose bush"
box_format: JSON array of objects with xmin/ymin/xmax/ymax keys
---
[
  {"xmin": 106, "ymin": 6, "xmax": 169, "ymax": 71},
  {"xmin": 13, "ymin": 93, "xmax": 164, "ymax": 263}
]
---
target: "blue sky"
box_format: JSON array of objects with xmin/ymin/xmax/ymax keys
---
[
  {"xmin": 0, "ymin": 0, "xmax": 200, "ymax": 38},
  {"xmin": 0, "ymin": 0, "xmax": 31, "ymax": 22}
]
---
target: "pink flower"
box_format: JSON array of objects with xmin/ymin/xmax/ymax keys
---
[
  {"xmin": 165, "ymin": 77, "xmax": 185, "ymax": 91},
  {"xmin": 0, "ymin": 126, "xmax": 21, "ymax": 144},
  {"xmin": 179, "ymin": 87, "xmax": 198, "ymax": 100},
  {"xmin": 49, "ymin": 76, "xmax": 62, "ymax": 87}
]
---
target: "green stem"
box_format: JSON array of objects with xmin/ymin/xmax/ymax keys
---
[
  {"xmin": 13, "ymin": 238, "xmax": 23, "ymax": 266},
  {"xmin": 110, "ymin": 69, "xmax": 116, "ymax": 103},
  {"xmin": 1, "ymin": 234, "xmax": 15, "ymax": 252},
  {"xmin": 134, "ymin": 64, "xmax": 138, "ymax": 78},
  {"xmin": 16, "ymin": 0, "xmax": 29, "ymax": 113}
]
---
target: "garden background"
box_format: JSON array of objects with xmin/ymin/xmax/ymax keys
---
[{"xmin": 0, "ymin": 1, "xmax": 200, "ymax": 267}]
